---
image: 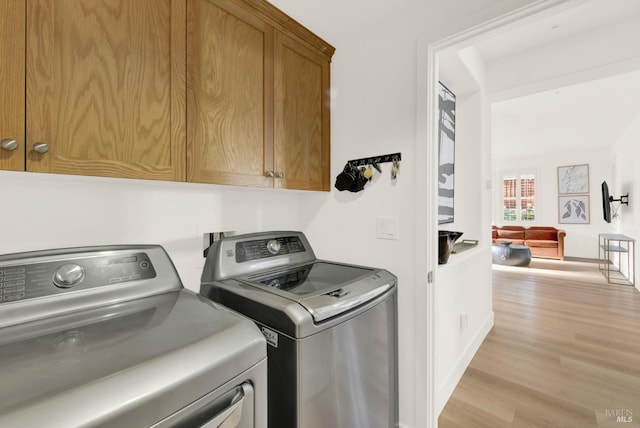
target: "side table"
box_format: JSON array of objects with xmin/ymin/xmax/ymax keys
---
[{"xmin": 598, "ymin": 233, "xmax": 635, "ymax": 286}]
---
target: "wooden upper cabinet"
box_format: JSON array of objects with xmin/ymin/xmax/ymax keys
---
[
  {"xmin": 274, "ymin": 31, "xmax": 330, "ymax": 191},
  {"xmin": 0, "ymin": 2, "xmax": 26, "ymax": 171},
  {"xmin": 187, "ymin": 0, "xmax": 273, "ymax": 187},
  {"xmin": 187, "ymin": 0, "xmax": 334, "ymax": 190},
  {"xmin": 25, "ymin": 0, "xmax": 186, "ymax": 181}
]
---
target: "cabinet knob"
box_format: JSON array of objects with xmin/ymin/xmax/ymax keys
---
[
  {"xmin": 275, "ymin": 171, "xmax": 284, "ymax": 179},
  {"xmin": 33, "ymin": 142, "xmax": 49, "ymax": 154},
  {"xmin": 1, "ymin": 139, "xmax": 18, "ymax": 151},
  {"xmin": 265, "ymin": 170, "xmax": 275, "ymax": 178}
]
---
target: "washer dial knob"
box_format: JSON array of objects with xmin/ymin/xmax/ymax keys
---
[
  {"xmin": 53, "ymin": 264, "xmax": 85, "ymax": 288},
  {"xmin": 266, "ymin": 239, "xmax": 282, "ymax": 255}
]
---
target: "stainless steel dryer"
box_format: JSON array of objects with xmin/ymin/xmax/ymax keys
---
[
  {"xmin": 200, "ymin": 231, "xmax": 398, "ymax": 428},
  {"xmin": 0, "ymin": 245, "xmax": 267, "ymax": 428}
]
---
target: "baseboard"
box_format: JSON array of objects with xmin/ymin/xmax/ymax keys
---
[
  {"xmin": 564, "ymin": 256, "xmax": 601, "ymax": 264},
  {"xmin": 435, "ymin": 311, "xmax": 495, "ymax": 416}
]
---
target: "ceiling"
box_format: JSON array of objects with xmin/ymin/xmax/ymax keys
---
[
  {"xmin": 491, "ymin": 69, "xmax": 640, "ymax": 160},
  {"xmin": 273, "ymin": 0, "xmax": 640, "ymax": 163},
  {"xmin": 443, "ymin": 0, "xmax": 640, "ymax": 161},
  {"xmin": 475, "ymin": 0, "xmax": 640, "ymax": 62}
]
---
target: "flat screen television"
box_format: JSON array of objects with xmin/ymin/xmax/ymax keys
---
[{"xmin": 601, "ymin": 181, "xmax": 612, "ymax": 223}]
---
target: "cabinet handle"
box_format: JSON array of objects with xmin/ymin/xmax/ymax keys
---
[
  {"xmin": 265, "ymin": 171, "xmax": 275, "ymax": 178},
  {"xmin": 1, "ymin": 139, "xmax": 18, "ymax": 151},
  {"xmin": 275, "ymin": 171, "xmax": 284, "ymax": 179},
  {"xmin": 33, "ymin": 142, "xmax": 49, "ymax": 154}
]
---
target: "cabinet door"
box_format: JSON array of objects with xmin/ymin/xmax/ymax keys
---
[
  {"xmin": 26, "ymin": 0, "xmax": 186, "ymax": 181},
  {"xmin": 273, "ymin": 31, "xmax": 330, "ymax": 191},
  {"xmin": 0, "ymin": 1, "xmax": 26, "ymax": 171},
  {"xmin": 187, "ymin": 0, "xmax": 273, "ymax": 187}
]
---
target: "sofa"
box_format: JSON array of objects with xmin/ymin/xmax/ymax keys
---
[{"xmin": 492, "ymin": 226, "xmax": 566, "ymax": 260}]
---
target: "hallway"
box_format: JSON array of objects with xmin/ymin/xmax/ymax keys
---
[{"xmin": 439, "ymin": 259, "xmax": 640, "ymax": 427}]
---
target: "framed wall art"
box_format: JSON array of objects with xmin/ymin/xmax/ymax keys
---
[
  {"xmin": 557, "ymin": 164, "xmax": 589, "ymax": 194},
  {"xmin": 559, "ymin": 195, "xmax": 590, "ymax": 224},
  {"xmin": 438, "ymin": 82, "xmax": 456, "ymax": 225}
]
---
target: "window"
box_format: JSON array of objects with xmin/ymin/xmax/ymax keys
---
[{"xmin": 502, "ymin": 173, "xmax": 535, "ymax": 222}]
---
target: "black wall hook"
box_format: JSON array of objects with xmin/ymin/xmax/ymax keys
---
[{"xmin": 347, "ymin": 152, "xmax": 402, "ymax": 167}]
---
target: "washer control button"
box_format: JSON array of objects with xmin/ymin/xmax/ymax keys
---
[
  {"xmin": 53, "ymin": 264, "xmax": 85, "ymax": 288},
  {"xmin": 266, "ymin": 239, "xmax": 281, "ymax": 255}
]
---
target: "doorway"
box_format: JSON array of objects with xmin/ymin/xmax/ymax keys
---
[{"xmin": 415, "ymin": 0, "xmax": 640, "ymax": 426}]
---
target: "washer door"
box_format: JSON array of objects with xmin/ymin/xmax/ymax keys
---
[{"xmin": 248, "ymin": 262, "xmax": 372, "ymax": 296}]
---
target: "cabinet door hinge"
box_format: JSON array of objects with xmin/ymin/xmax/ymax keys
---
[{"xmin": 427, "ymin": 271, "xmax": 433, "ymax": 284}]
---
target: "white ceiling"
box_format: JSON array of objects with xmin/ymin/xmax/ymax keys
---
[
  {"xmin": 448, "ymin": 0, "xmax": 640, "ymax": 161},
  {"xmin": 475, "ymin": 0, "xmax": 640, "ymax": 62},
  {"xmin": 274, "ymin": 0, "xmax": 640, "ymax": 162},
  {"xmin": 492, "ymin": 69, "xmax": 640, "ymax": 160}
]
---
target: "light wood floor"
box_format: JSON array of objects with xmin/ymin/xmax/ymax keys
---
[{"xmin": 438, "ymin": 258, "xmax": 640, "ymax": 428}]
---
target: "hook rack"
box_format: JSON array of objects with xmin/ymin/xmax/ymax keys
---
[
  {"xmin": 335, "ymin": 152, "xmax": 401, "ymax": 192},
  {"xmin": 347, "ymin": 152, "xmax": 402, "ymax": 167}
]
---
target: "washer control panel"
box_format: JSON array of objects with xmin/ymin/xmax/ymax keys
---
[
  {"xmin": 0, "ymin": 252, "xmax": 156, "ymax": 303},
  {"xmin": 235, "ymin": 236, "xmax": 306, "ymax": 263}
]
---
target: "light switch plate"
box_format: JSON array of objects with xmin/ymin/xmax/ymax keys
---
[{"xmin": 377, "ymin": 216, "xmax": 399, "ymax": 240}]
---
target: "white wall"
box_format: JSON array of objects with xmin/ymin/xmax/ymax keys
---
[
  {"xmin": 284, "ymin": 2, "xmax": 540, "ymax": 426},
  {"xmin": 433, "ymin": 83, "xmax": 496, "ymax": 414},
  {"xmin": 611, "ymin": 112, "xmax": 640, "ymax": 290},
  {"xmin": 492, "ymin": 147, "xmax": 612, "ymax": 258},
  {"xmin": 0, "ymin": 171, "xmax": 302, "ymax": 290},
  {"xmin": 435, "ymin": 249, "xmax": 493, "ymax": 412}
]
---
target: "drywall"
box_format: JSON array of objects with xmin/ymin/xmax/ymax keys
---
[
  {"xmin": 432, "ymin": 83, "xmax": 495, "ymax": 414},
  {"xmin": 0, "ymin": 171, "xmax": 301, "ymax": 290},
  {"xmin": 435, "ymin": 249, "xmax": 493, "ymax": 414},
  {"xmin": 487, "ymin": 14, "xmax": 640, "ymax": 99},
  {"xmin": 611, "ymin": 112, "xmax": 640, "ymax": 289},
  {"xmin": 286, "ymin": 2, "xmax": 540, "ymax": 426}
]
